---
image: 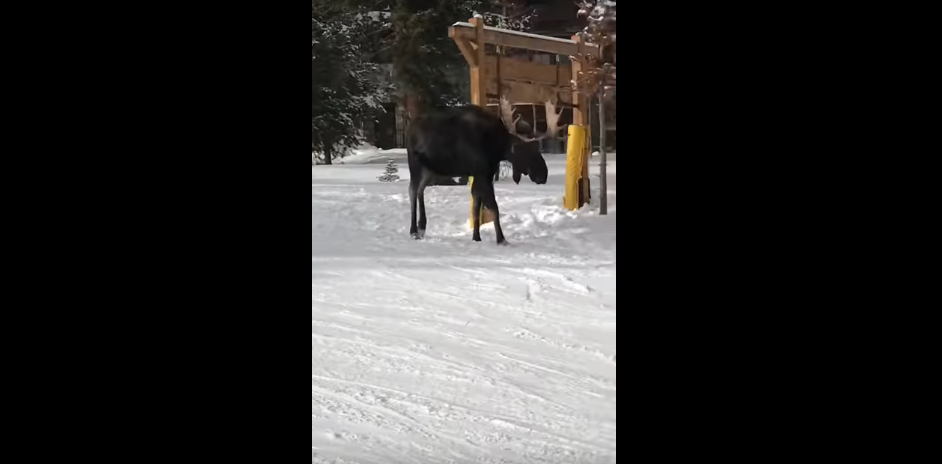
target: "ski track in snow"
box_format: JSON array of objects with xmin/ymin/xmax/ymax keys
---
[{"xmin": 313, "ymin": 154, "xmax": 616, "ymax": 464}]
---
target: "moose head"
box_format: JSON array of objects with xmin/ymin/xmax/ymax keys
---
[{"xmin": 498, "ymin": 97, "xmax": 564, "ymax": 185}]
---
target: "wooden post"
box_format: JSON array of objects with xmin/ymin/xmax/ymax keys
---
[
  {"xmin": 467, "ymin": 18, "xmax": 494, "ymax": 226},
  {"xmin": 571, "ymin": 35, "xmax": 586, "ymax": 126},
  {"xmin": 571, "ymin": 34, "xmax": 590, "ymax": 207},
  {"xmin": 469, "ymin": 17, "xmax": 486, "ymax": 107}
]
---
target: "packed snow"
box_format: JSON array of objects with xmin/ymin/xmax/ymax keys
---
[{"xmin": 313, "ymin": 152, "xmax": 616, "ymax": 464}]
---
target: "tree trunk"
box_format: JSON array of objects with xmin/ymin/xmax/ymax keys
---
[
  {"xmin": 405, "ymin": 94, "xmax": 420, "ymax": 122},
  {"xmin": 323, "ymin": 145, "xmax": 333, "ymax": 165},
  {"xmin": 598, "ymin": 79, "xmax": 607, "ymax": 215}
]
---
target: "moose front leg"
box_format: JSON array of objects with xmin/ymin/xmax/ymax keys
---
[
  {"xmin": 471, "ymin": 194, "xmax": 483, "ymax": 242},
  {"xmin": 482, "ymin": 196, "xmax": 506, "ymax": 245},
  {"xmin": 479, "ymin": 182, "xmax": 506, "ymax": 245}
]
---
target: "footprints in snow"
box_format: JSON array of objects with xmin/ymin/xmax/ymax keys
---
[
  {"xmin": 524, "ymin": 278, "xmax": 543, "ymax": 302},
  {"xmin": 438, "ymin": 266, "xmax": 596, "ymax": 304},
  {"xmin": 511, "ymin": 327, "xmax": 616, "ymax": 365},
  {"xmin": 516, "ymin": 268, "xmax": 594, "ymax": 302}
]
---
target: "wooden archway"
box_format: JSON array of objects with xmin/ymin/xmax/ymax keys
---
[
  {"xmin": 447, "ymin": 17, "xmax": 599, "ymax": 126},
  {"xmin": 448, "ymin": 17, "xmax": 600, "ymax": 205}
]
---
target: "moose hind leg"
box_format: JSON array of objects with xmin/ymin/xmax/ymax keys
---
[
  {"xmin": 471, "ymin": 193, "xmax": 483, "ymax": 242},
  {"xmin": 416, "ymin": 169, "xmax": 433, "ymax": 239},
  {"xmin": 481, "ymin": 186, "xmax": 506, "ymax": 245},
  {"xmin": 409, "ymin": 178, "xmax": 419, "ymax": 239}
]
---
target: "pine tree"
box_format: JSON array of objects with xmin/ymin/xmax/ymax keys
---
[
  {"xmin": 377, "ymin": 158, "xmax": 400, "ymax": 182},
  {"xmin": 312, "ymin": 1, "xmax": 389, "ymax": 165},
  {"xmin": 332, "ymin": 1, "xmax": 533, "ymax": 122},
  {"xmin": 391, "ymin": 0, "xmax": 483, "ymax": 120},
  {"xmin": 314, "ymin": 0, "xmax": 536, "ymax": 149},
  {"xmin": 479, "ymin": 0, "xmax": 533, "ymax": 31}
]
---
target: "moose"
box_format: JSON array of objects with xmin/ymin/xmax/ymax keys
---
[{"xmin": 406, "ymin": 97, "xmax": 562, "ymax": 244}]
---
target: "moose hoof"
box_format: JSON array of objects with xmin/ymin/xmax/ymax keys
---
[
  {"xmin": 472, "ymin": 235, "xmax": 482, "ymax": 242},
  {"xmin": 496, "ymin": 239, "xmax": 508, "ymax": 246},
  {"xmin": 411, "ymin": 232, "xmax": 421, "ymax": 240}
]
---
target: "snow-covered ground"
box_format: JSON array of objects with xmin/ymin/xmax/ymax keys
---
[{"xmin": 312, "ymin": 152, "xmax": 616, "ymax": 464}]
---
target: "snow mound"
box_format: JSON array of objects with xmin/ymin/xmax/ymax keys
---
[{"xmin": 339, "ymin": 144, "xmax": 408, "ymax": 165}]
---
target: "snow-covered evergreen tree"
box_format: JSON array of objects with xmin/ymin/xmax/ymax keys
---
[
  {"xmin": 477, "ymin": 0, "xmax": 534, "ymax": 31},
  {"xmin": 391, "ymin": 0, "xmax": 484, "ymax": 118},
  {"xmin": 312, "ymin": 2, "xmax": 389, "ymax": 165},
  {"xmin": 377, "ymin": 158, "xmax": 400, "ymax": 182}
]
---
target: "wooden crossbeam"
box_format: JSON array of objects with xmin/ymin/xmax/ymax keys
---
[{"xmin": 449, "ymin": 22, "xmax": 599, "ymax": 57}]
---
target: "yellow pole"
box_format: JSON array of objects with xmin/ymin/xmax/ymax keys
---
[
  {"xmin": 564, "ymin": 125, "xmax": 587, "ymax": 211},
  {"xmin": 468, "ymin": 176, "xmax": 496, "ymax": 229}
]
